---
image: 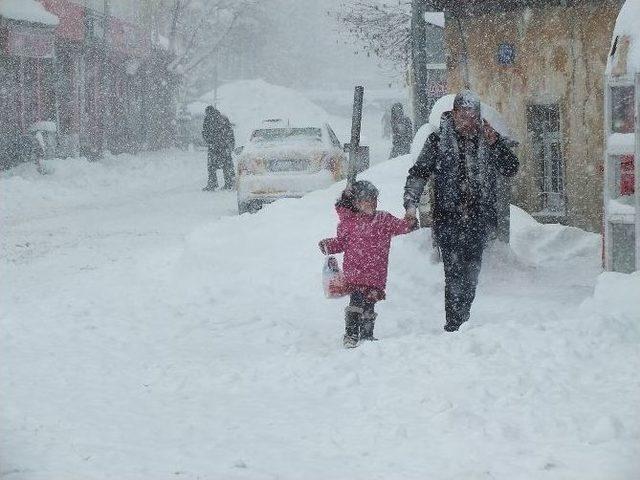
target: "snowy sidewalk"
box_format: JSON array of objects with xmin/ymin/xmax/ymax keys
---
[{"xmin": 1, "ymin": 151, "xmax": 639, "ymax": 479}]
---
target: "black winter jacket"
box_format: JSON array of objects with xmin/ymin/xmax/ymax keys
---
[
  {"xmin": 404, "ymin": 113, "xmax": 518, "ymax": 221},
  {"xmin": 202, "ymin": 111, "xmax": 235, "ymax": 153}
]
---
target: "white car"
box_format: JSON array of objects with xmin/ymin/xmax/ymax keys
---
[{"xmin": 235, "ymin": 122, "xmax": 347, "ymax": 214}]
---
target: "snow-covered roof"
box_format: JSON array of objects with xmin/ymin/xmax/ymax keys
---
[
  {"xmin": 607, "ymin": 0, "xmax": 640, "ymax": 76},
  {"xmin": 0, "ymin": 0, "xmax": 59, "ymax": 26},
  {"xmin": 424, "ymin": 12, "xmax": 444, "ymax": 28}
]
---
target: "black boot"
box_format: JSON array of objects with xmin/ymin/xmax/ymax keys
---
[
  {"xmin": 343, "ymin": 306, "xmax": 362, "ymax": 348},
  {"xmin": 360, "ymin": 312, "xmax": 378, "ymax": 341}
]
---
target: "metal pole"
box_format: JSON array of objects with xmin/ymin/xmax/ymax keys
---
[
  {"xmin": 348, "ymin": 85, "xmax": 364, "ymax": 184},
  {"xmin": 411, "ymin": 0, "xmax": 429, "ymax": 129}
]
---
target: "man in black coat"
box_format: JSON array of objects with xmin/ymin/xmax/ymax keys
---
[
  {"xmin": 403, "ymin": 90, "xmax": 519, "ymax": 332},
  {"xmin": 202, "ymin": 105, "xmax": 235, "ymax": 191},
  {"xmin": 389, "ymin": 103, "xmax": 413, "ymax": 159}
]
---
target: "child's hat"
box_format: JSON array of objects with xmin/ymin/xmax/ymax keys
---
[{"xmin": 350, "ymin": 180, "xmax": 379, "ymax": 200}]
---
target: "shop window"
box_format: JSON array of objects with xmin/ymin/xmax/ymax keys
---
[
  {"xmin": 611, "ymin": 85, "xmax": 635, "ymax": 134},
  {"xmin": 527, "ymin": 103, "xmax": 565, "ymax": 214}
]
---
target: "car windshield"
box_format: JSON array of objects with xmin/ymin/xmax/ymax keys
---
[{"xmin": 250, "ymin": 128, "xmax": 323, "ymax": 144}]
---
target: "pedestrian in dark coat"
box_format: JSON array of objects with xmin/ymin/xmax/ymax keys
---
[
  {"xmin": 403, "ymin": 90, "xmax": 519, "ymax": 332},
  {"xmin": 202, "ymin": 105, "xmax": 236, "ymax": 191},
  {"xmin": 389, "ymin": 103, "xmax": 413, "ymax": 159}
]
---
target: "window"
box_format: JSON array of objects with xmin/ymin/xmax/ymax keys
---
[
  {"xmin": 611, "ymin": 86, "xmax": 635, "ymax": 134},
  {"xmin": 527, "ymin": 103, "xmax": 565, "ymax": 214},
  {"xmin": 611, "ymin": 223, "xmax": 636, "ymax": 273},
  {"xmin": 250, "ymin": 128, "xmax": 322, "ymax": 144}
]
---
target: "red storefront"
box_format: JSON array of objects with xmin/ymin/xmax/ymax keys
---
[
  {"xmin": 0, "ymin": 19, "xmax": 55, "ymax": 132},
  {"xmin": 103, "ymin": 16, "xmax": 151, "ymax": 154},
  {"xmin": 41, "ymin": 0, "xmax": 85, "ymax": 157},
  {"xmin": 0, "ymin": 17, "xmax": 57, "ymax": 166},
  {"xmin": 42, "ymin": 0, "xmax": 152, "ymax": 158}
]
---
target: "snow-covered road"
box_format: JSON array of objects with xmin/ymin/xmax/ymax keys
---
[{"xmin": 2, "ymin": 150, "xmax": 639, "ymax": 480}]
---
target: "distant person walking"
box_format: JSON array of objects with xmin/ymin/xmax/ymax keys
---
[
  {"xmin": 202, "ymin": 105, "xmax": 235, "ymax": 191},
  {"xmin": 389, "ymin": 103, "xmax": 413, "ymax": 159},
  {"xmin": 403, "ymin": 90, "xmax": 519, "ymax": 332}
]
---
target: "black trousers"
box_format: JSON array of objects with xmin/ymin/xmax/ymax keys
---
[
  {"xmin": 349, "ymin": 291, "xmax": 376, "ymax": 316},
  {"xmin": 441, "ymin": 244, "xmax": 483, "ymax": 327},
  {"xmin": 435, "ymin": 216, "xmax": 487, "ymax": 328},
  {"xmin": 207, "ymin": 148, "xmax": 235, "ymax": 188}
]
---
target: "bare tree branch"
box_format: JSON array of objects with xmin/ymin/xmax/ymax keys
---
[{"xmin": 330, "ymin": 1, "xmax": 412, "ymax": 67}]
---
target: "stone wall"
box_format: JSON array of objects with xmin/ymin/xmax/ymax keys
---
[{"xmin": 444, "ymin": 0, "xmax": 623, "ymax": 232}]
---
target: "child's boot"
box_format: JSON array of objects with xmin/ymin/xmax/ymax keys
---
[
  {"xmin": 360, "ymin": 312, "xmax": 378, "ymax": 341},
  {"xmin": 343, "ymin": 306, "xmax": 362, "ymax": 348}
]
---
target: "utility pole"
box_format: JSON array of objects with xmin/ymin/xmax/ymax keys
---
[
  {"xmin": 411, "ymin": 0, "xmax": 429, "ymax": 129},
  {"xmin": 347, "ymin": 86, "xmax": 364, "ymax": 184}
]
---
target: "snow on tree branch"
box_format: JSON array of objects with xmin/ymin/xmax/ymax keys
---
[{"xmin": 331, "ymin": 1, "xmax": 412, "ymax": 67}]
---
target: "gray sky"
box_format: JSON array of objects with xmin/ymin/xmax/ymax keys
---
[{"xmin": 266, "ymin": 0, "xmax": 404, "ymax": 90}]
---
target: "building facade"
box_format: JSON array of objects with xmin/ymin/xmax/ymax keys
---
[
  {"xmin": 0, "ymin": 0, "xmax": 176, "ymax": 168},
  {"xmin": 424, "ymin": 0, "xmax": 625, "ymax": 232},
  {"xmin": 0, "ymin": 1, "xmax": 58, "ymax": 166}
]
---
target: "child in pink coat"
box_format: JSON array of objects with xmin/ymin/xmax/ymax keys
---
[{"xmin": 319, "ymin": 180, "xmax": 417, "ymax": 348}]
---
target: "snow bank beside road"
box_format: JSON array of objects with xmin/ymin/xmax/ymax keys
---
[
  {"xmin": 583, "ymin": 271, "xmax": 640, "ymax": 319},
  {"xmin": 1, "ymin": 151, "xmax": 204, "ymax": 227},
  {"xmin": 165, "ymin": 154, "xmax": 638, "ymax": 478},
  {"xmin": 2, "ymin": 149, "xmax": 638, "ymax": 479},
  {"xmin": 191, "ymin": 79, "xmax": 349, "ymax": 145}
]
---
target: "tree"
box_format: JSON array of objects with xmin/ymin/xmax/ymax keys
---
[
  {"xmin": 331, "ymin": 1, "xmax": 412, "ymax": 68},
  {"xmin": 147, "ymin": 0, "xmax": 265, "ymax": 93}
]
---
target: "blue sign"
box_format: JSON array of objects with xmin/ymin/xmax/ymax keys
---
[{"xmin": 498, "ymin": 43, "xmax": 516, "ymax": 66}]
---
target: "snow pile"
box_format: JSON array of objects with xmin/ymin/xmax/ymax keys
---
[
  {"xmin": 1, "ymin": 151, "xmax": 204, "ymax": 227},
  {"xmin": 161, "ymin": 154, "xmax": 635, "ymax": 478},
  {"xmin": 2, "ymin": 147, "xmax": 639, "ymax": 478},
  {"xmin": 0, "ymin": 0, "xmax": 59, "ymax": 25},
  {"xmin": 410, "ymin": 122, "xmax": 436, "ymax": 157},
  {"xmin": 509, "ymin": 205, "xmax": 601, "ymax": 265},
  {"xmin": 190, "ymin": 79, "xmax": 342, "ymax": 145},
  {"xmin": 607, "ymin": 0, "xmax": 640, "ymax": 74},
  {"xmin": 583, "ymin": 271, "xmax": 640, "ymax": 320}
]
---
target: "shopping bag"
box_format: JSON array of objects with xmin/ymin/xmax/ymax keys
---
[{"xmin": 322, "ymin": 256, "xmax": 350, "ymax": 298}]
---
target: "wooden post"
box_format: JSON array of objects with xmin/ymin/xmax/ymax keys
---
[{"xmin": 348, "ymin": 85, "xmax": 364, "ymax": 184}]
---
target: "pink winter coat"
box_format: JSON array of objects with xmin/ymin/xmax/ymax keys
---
[{"xmin": 321, "ymin": 206, "xmax": 415, "ymax": 294}]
